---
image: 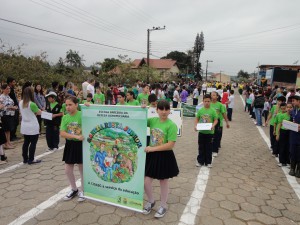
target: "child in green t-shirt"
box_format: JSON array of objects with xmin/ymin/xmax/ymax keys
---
[
  {"xmin": 137, "ymin": 84, "xmax": 149, "ymax": 106},
  {"xmin": 126, "ymin": 91, "xmax": 139, "ymax": 106},
  {"xmin": 194, "ymin": 94, "xmax": 218, "ymax": 168},
  {"xmin": 142, "ymin": 100, "xmax": 179, "ymax": 218},
  {"xmin": 81, "ymin": 93, "xmax": 93, "ymax": 105},
  {"xmin": 266, "ymin": 95, "xmax": 286, "ymax": 156},
  {"xmin": 93, "ymin": 86, "xmax": 105, "ymax": 104},
  {"xmin": 116, "ymin": 92, "xmax": 127, "ymax": 105},
  {"xmin": 60, "ymin": 95, "xmax": 85, "ymax": 202},
  {"xmin": 275, "ymin": 102, "xmax": 293, "ymax": 167}
]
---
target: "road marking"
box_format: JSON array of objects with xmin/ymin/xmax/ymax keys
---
[
  {"xmin": 0, "ymin": 146, "xmax": 64, "ymax": 175},
  {"xmin": 239, "ymin": 94, "xmax": 300, "ymax": 199},
  {"xmin": 8, "ymin": 180, "xmax": 81, "ymax": 225},
  {"xmin": 179, "ymin": 167, "xmax": 210, "ymax": 225}
]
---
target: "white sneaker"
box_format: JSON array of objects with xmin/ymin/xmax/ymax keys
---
[
  {"xmin": 212, "ymin": 153, "xmax": 218, "ymax": 157},
  {"xmin": 196, "ymin": 162, "xmax": 203, "ymax": 167},
  {"xmin": 154, "ymin": 206, "xmax": 167, "ymax": 218},
  {"xmin": 277, "ymin": 163, "xmax": 282, "ymax": 167},
  {"xmin": 207, "ymin": 164, "xmax": 212, "ymax": 168},
  {"xmin": 53, "ymin": 148, "xmax": 58, "ymax": 151},
  {"xmin": 77, "ymin": 191, "xmax": 86, "ymax": 202}
]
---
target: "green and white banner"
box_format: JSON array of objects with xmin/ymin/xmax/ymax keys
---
[{"xmin": 81, "ymin": 105, "xmax": 147, "ymax": 212}]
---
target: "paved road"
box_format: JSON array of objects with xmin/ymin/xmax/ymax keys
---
[{"xmin": 0, "ymin": 92, "xmax": 299, "ymax": 225}]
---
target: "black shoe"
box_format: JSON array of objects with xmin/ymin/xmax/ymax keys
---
[
  {"xmin": 28, "ymin": 159, "xmax": 42, "ymax": 165},
  {"xmin": 63, "ymin": 189, "xmax": 79, "ymax": 201},
  {"xmin": 23, "ymin": 160, "xmax": 28, "ymax": 164},
  {"xmin": 289, "ymin": 169, "xmax": 296, "ymax": 176},
  {"xmin": 1, "ymin": 155, "xmax": 7, "ymax": 161}
]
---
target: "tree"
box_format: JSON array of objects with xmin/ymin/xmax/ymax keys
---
[
  {"xmin": 194, "ymin": 32, "xmax": 205, "ymax": 80},
  {"xmin": 161, "ymin": 51, "xmax": 191, "ymax": 72},
  {"xmin": 237, "ymin": 70, "xmax": 250, "ymax": 79},
  {"xmin": 100, "ymin": 58, "xmax": 122, "ymax": 72},
  {"xmin": 65, "ymin": 49, "xmax": 84, "ymax": 68}
]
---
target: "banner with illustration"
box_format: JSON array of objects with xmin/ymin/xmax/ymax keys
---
[{"xmin": 81, "ymin": 105, "xmax": 147, "ymax": 212}]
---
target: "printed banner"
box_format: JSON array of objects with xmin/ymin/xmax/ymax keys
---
[
  {"xmin": 148, "ymin": 107, "xmax": 183, "ymax": 136},
  {"xmin": 81, "ymin": 105, "xmax": 147, "ymax": 212}
]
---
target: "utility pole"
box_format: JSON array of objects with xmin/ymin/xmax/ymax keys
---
[
  {"xmin": 147, "ymin": 26, "xmax": 166, "ymax": 83},
  {"xmin": 205, "ymin": 60, "xmax": 213, "ymax": 81}
]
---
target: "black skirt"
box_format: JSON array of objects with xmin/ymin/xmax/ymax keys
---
[
  {"xmin": 145, "ymin": 150, "xmax": 179, "ymax": 180},
  {"xmin": 0, "ymin": 122, "xmax": 6, "ymax": 145},
  {"xmin": 62, "ymin": 140, "xmax": 83, "ymax": 164},
  {"xmin": 2, "ymin": 115, "xmax": 14, "ymax": 132}
]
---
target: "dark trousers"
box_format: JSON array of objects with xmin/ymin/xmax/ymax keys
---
[
  {"xmin": 197, "ymin": 133, "xmax": 213, "ymax": 165},
  {"xmin": 203, "ymin": 90, "xmax": 207, "ymax": 95},
  {"xmin": 46, "ymin": 125, "xmax": 60, "ymax": 149},
  {"xmin": 193, "ymin": 98, "xmax": 198, "ymax": 106},
  {"xmin": 36, "ymin": 115, "xmax": 42, "ymax": 133},
  {"xmin": 213, "ymin": 122, "xmax": 222, "ymax": 153},
  {"xmin": 22, "ymin": 134, "xmax": 39, "ymax": 162},
  {"xmin": 172, "ymin": 101, "xmax": 178, "ymax": 108},
  {"xmin": 270, "ymin": 125, "xmax": 278, "ymax": 155},
  {"xmin": 11, "ymin": 110, "xmax": 19, "ymax": 139},
  {"xmin": 263, "ymin": 110, "xmax": 269, "ymax": 123},
  {"xmin": 290, "ymin": 144, "xmax": 300, "ymax": 163},
  {"xmin": 227, "ymin": 108, "xmax": 233, "ymax": 121},
  {"xmin": 278, "ymin": 129, "xmax": 290, "ymax": 164}
]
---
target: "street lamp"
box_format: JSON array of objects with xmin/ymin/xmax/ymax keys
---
[
  {"xmin": 147, "ymin": 26, "xmax": 166, "ymax": 83},
  {"xmin": 205, "ymin": 60, "xmax": 213, "ymax": 81}
]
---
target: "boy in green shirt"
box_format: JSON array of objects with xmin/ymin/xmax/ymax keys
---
[
  {"xmin": 275, "ymin": 102, "xmax": 293, "ymax": 167},
  {"xmin": 210, "ymin": 92, "xmax": 230, "ymax": 157},
  {"xmin": 116, "ymin": 92, "xmax": 127, "ymax": 105},
  {"xmin": 81, "ymin": 93, "xmax": 93, "ymax": 105},
  {"xmin": 266, "ymin": 96, "xmax": 286, "ymax": 156},
  {"xmin": 194, "ymin": 94, "xmax": 218, "ymax": 168},
  {"xmin": 137, "ymin": 84, "xmax": 150, "ymax": 106},
  {"xmin": 93, "ymin": 86, "xmax": 105, "ymax": 104},
  {"xmin": 126, "ymin": 91, "xmax": 139, "ymax": 106}
]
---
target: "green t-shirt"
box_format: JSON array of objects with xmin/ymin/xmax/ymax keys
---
[
  {"xmin": 116, "ymin": 102, "xmax": 128, "ymax": 105},
  {"xmin": 277, "ymin": 112, "xmax": 291, "ymax": 131},
  {"xmin": 50, "ymin": 102, "xmax": 58, "ymax": 110},
  {"xmin": 137, "ymin": 93, "xmax": 149, "ymax": 105},
  {"xmin": 196, "ymin": 107, "xmax": 218, "ymax": 134},
  {"xmin": 127, "ymin": 100, "xmax": 139, "ymax": 106},
  {"xmin": 270, "ymin": 105, "xmax": 281, "ymax": 126},
  {"xmin": 210, "ymin": 101, "xmax": 226, "ymax": 119},
  {"xmin": 219, "ymin": 104, "xmax": 226, "ymax": 127},
  {"xmin": 30, "ymin": 102, "xmax": 39, "ymax": 113},
  {"xmin": 81, "ymin": 100, "xmax": 93, "ymax": 104},
  {"xmin": 93, "ymin": 93, "xmax": 105, "ymax": 104},
  {"xmin": 60, "ymin": 111, "xmax": 82, "ymax": 141},
  {"xmin": 61, "ymin": 103, "xmax": 68, "ymax": 115},
  {"xmin": 147, "ymin": 117, "xmax": 177, "ymax": 147}
]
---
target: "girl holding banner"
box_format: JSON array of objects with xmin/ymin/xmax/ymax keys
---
[{"xmin": 143, "ymin": 100, "xmax": 179, "ymax": 218}]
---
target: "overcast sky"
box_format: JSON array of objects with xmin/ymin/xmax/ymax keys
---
[{"xmin": 1, "ymin": 0, "xmax": 299, "ymax": 76}]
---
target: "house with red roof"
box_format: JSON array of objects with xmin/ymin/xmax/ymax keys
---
[
  {"xmin": 132, "ymin": 58, "xmax": 179, "ymax": 76},
  {"xmin": 108, "ymin": 58, "xmax": 179, "ymax": 79}
]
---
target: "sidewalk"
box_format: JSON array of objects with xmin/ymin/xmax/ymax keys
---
[{"xmin": 0, "ymin": 92, "xmax": 299, "ymax": 225}]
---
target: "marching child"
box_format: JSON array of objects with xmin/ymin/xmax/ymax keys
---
[
  {"xmin": 60, "ymin": 96, "xmax": 85, "ymax": 202},
  {"xmin": 126, "ymin": 91, "xmax": 139, "ymax": 106},
  {"xmin": 275, "ymin": 102, "xmax": 293, "ymax": 167},
  {"xmin": 143, "ymin": 100, "xmax": 179, "ymax": 218},
  {"xmin": 266, "ymin": 96, "xmax": 286, "ymax": 156},
  {"xmin": 194, "ymin": 94, "xmax": 218, "ymax": 167},
  {"xmin": 82, "ymin": 93, "xmax": 93, "ymax": 104},
  {"xmin": 262, "ymin": 96, "xmax": 270, "ymax": 127},
  {"xmin": 116, "ymin": 92, "xmax": 127, "ymax": 105},
  {"xmin": 93, "ymin": 86, "xmax": 105, "ymax": 104},
  {"xmin": 45, "ymin": 92, "xmax": 63, "ymax": 151}
]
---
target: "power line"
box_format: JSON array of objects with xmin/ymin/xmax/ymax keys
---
[
  {"xmin": 0, "ymin": 17, "xmax": 146, "ymax": 54},
  {"xmin": 29, "ymin": 0, "xmax": 143, "ymax": 44}
]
